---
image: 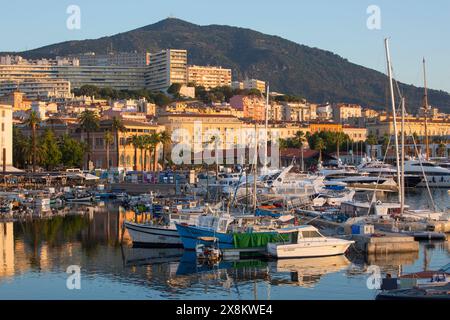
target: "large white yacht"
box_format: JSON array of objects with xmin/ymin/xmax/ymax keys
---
[
  {"xmin": 404, "ymin": 160, "xmax": 450, "ymax": 188},
  {"xmin": 357, "ymin": 158, "xmax": 423, "ymax": 188}
]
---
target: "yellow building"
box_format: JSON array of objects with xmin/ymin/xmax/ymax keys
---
[
  {"xmin": 310, "ymin": 123, "xmax": 343, "ymax": 133},
  {"xmin": 158, "ymin": 113, "xmax": 244, "ymax": 150},
  {"xmin": 333, "ymin": 103, "xmax": 362, "ymax": 123},
  {"xmin": 187, "ymin": 65, "xmax": 232, "ymax": 89},
  {"xmin": 342, "ymin": 126, "xmax": 367, "ymax": 142},
  {"xmin": 86, "ymin": 119, "xmax": 165, "ymax": 170},
  {"xmin": 367, "ymin": 116, "xmax": 450, "ymax": 139}
]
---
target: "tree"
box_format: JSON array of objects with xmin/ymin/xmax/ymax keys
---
[
  {"xmin": 78, "ymin": 110, "xmax": 100, "ymax": 170},
  {"xmin": 315, "ymin": 138, "xmax": 326, "ymax": 163},
  {"xmin": 148, "ymin": 133, "xmax": 161, "ymax": 172},
  {"xmin": 59, "ymin": 134, "xmax": 85, "ymax": 168},
  {"xmin": 111, "ymin": 116, "xmax": 126, "ymax": 168},
  {"xmin": 158, "ymin": 131, "xmax": 171, "ymax": 169},
  {"xmin": 25, "ymin": 111, "xmax": 40, "ymax": 172},
  {"xmin": 13, "ymin": 127, "xmax": 28, "ymax": 169},
  {"xmin": 104, "ymin": 130, "xmax": 113, "ymax": 170},
  {"xmin": 334, "ymin": 132, "xmax": 347, "ymax": 161},
  {"xmin": 366, "ymin": 134, "xmax": 378, "ymax": 158},
  {"xmin": 294, "ymin": 131, "xmax": 306, "ymax": 171},
  {"xmin": 129, "ymin": 135, "xmax": 141, "ymax": 171},
  {"xmin": 40, "ymin": 129, "xmax": 62, "ymax": 171},
  {"xmin": 167, "ymin": 83, "xmax": 182, "ymax": 97}
]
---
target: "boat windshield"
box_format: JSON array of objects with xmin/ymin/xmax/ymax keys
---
[{"xmin": 300, "ymin": 230, "xmax": 324, "ymax": 238}]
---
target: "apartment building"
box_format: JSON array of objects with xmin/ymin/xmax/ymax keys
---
[
  {"xmin": 232, "ymin": 79, "xmax": 266, "ymax": 93},
  {"xmin": 282, "ymin": 102, "xmax": 317, "ymax": 122},
  {"xmin": 146, "ymin": 49, "xmax": 187, "ymax": 92},
  {"xmin": 187, "ymin": 65, "xmax": 232, "ymax": 89},
  {"xmin": 333, "ymin": 103, "xmax": 362, "ymax": 123},
  {"xmin": 68, "ymin": 52, "xmax": 151, "ymax": 67},
  {"xmin": 0, "ymin": 62, "xmax": 146, "ymax": 95},
  {"xmin": 0, "ymin": 78, "xmax": 71, "ymax": 99},
  {"xmin": 229, "ymin": 95, "xmax": 265, "ymax": 121},
  {"xmin": 0, "ymin": 104, "xmax": 13, "ymax": 167}
]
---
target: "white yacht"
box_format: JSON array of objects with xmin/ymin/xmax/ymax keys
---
[
  {"xmin": 266, "ymin": 165, "xmax": 325, "ymax": 195},
  {"xmin": 357, "ymin": 159, "xmax": 423, "ymax": 188},
  {"xmin": 404, "ymin": 160, "xmax": 450, "ymax": 188},
  {"xmin": 267, "ymin": 226, "xmax": 354, "ymax": 259}
]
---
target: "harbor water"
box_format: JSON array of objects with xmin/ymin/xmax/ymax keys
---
[{"xmin": 0, "ymin": 191, "xmax": 449, "ymax": 300}]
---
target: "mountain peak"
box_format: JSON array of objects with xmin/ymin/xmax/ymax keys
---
[{"xmin": 139, "ymin": 18, "xmax": 199, "ymax": 31}]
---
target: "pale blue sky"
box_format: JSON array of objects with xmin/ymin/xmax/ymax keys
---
[{"xmin": 1, "ymin": 0, "xmax": 449, "ymax": 92}]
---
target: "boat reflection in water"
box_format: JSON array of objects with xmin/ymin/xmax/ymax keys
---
[
  {"xmin": 122, "ymin": 248, "xmax": 351, "ymax": 290},
  {"xmin": 267, "ymin": 256, "xmax": 350, "ymax": 287}
]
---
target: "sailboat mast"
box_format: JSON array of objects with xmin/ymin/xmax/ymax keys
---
[
  {"xmin": 264, "ymin": 84, "xmax": 270, "ymax": 173},
  {"xmin": 253, "ymin": 122, "xmax": 258, "ymax": 213},
  {"xmin": 423, "ymin": 58, "xmax": 430, "ymax": 161},
  {"xmin": 384, "ymin": 38, "xmax": 402, "ymax": 206},
  {"xmin": 400, "ymin": 97, "xmax": 405, "ymax": 215}
]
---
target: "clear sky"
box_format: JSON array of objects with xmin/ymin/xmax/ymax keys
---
[{"xmin": 1, "ymin": 0, "xmax": 449, "ymax": 92}]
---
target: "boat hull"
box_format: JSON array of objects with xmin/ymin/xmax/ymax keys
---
[
  {"xmin": 175, "ymin": 223, "xmax": 234, "ymax": 250},
  {"xmin": 124, "ymin": 221, "xmax": 182, "ymax": 247},
  {"xmin": 267, "ymin": 240, "xmax": 354, "ymax": 259}
]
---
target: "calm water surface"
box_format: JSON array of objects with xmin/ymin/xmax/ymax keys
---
[{"xmin": 0, "ymin": 190, "xmax": 449, "ymax": 300}]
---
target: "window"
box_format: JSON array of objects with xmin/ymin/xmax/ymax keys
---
[
  {"xmin": 301, "ymin": 231, "xmax": 323, "ymax": 238},
  {"xmin": 1, "ymin": 123, "xmax": 3, "ymax": 132}
]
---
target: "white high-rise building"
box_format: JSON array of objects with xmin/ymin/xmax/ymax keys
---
[{"xmin": 146, "ymin": 49, "xmax": 187, "ymax": 92}]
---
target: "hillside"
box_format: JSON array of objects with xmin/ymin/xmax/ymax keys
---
[{"xmin": 7, "ymin": 18, "xmax": 450, "ymax": 112}]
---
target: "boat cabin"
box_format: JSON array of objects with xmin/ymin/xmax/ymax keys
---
[{"xmin": 275, "ymin": 226, "xmax": 326, "ymax": 244}]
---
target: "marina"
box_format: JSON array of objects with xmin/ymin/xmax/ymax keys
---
[
  {"xmin": 0, "ymin": 193, "xmax": 448, "ymax": 300},
  {"xmin": 0, "ymin": 3, "xmax": 450, "ymax": 305}
]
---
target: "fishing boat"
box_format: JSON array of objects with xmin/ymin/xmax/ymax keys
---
[
  {"xmin": 267, "ymin": 226, "xmax": 354, "ymax": 259},
  {"xmin": 124, "ymin": 208, "xmax": 203, "ymax": 247},
  {"xmin": 175, "ymin": 214, "xmax": 291, "ymax": 250}
]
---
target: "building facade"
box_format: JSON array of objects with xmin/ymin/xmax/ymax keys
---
[
  {"xmin": 146, "ymin": 49, "xmax": 188, "ymax": 92},
  {"xmin": 0, "ymin": 104, "xmax": 13, "ymax": 167},
  {"xmin": 187, "ymin": 65, "xmax": 232, "ymax": 89},
  {"xmin": 230, "ymin": 95, "xmax": 265, "ymax": 121},
  {"xmin": 333, "ymin": 103, "xmax": 362, "ymax": 123},
  {"xmin": 367, "ymin": 116, "xmax": 450, "ymax": 139}
]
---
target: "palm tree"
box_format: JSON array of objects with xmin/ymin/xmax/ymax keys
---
[
  {"xmin": 111, "ymin": 117, "xmax": 126, "ymax": 168},
  {"xmin": 294, "ymin": 131, "xmax": 306, "ymax": 172},
  {"xmin": 137, "ymin": 135, "xmax": 146, "ymax": 172},
  {"xmin": 158, "ymin": 131, "xmax": 171, "ymax": 169},
  {"xmin": 104, "ymin": 130, "xmax": 113, "ymax": 170},
  {"xmin": 128, "ymin": 135, "xmax": 141, "ymax": 171},
  {"xmin": 25, "ymin": 111, "xmax": 40, "ymax": 172},
  {"xmin": 78, "ymin": 110, "xmax": 100, "ymax": 170},
  {"xmin": 334, "ymin": 132, "xmax": 346, "ymax": 162},
  {"xmin": 149, "ymin": 133, "xmax": 161, "ymax": 172},
  {"xmin": 366, "ymin": 134, "xmax": 378, "ymax": 158},
  {"xmin": 316, "ymin": 137, "xmax": 326, "ymax": 163}
]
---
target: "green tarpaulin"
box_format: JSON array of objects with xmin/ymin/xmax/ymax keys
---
[{"xmin": 233, "ymin": 232, "xmax": 290, "ymax": 249}]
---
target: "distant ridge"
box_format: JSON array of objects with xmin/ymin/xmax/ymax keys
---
[{"xmin": 5, "ymin": 18, "xmax": 450, "ymax": 112}]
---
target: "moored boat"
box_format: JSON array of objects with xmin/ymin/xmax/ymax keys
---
[{"xmin": 267, "ymin": 226, "xmax": 354, "ymax": 259}]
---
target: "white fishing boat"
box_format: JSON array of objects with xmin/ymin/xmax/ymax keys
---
[
  {"xmin": 267, "ymin": 226, "xmax": 354, "ymax": 259},
  {"xmin": 124, "ymin": 209, "xmax": 203, "ymax": 247}
]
